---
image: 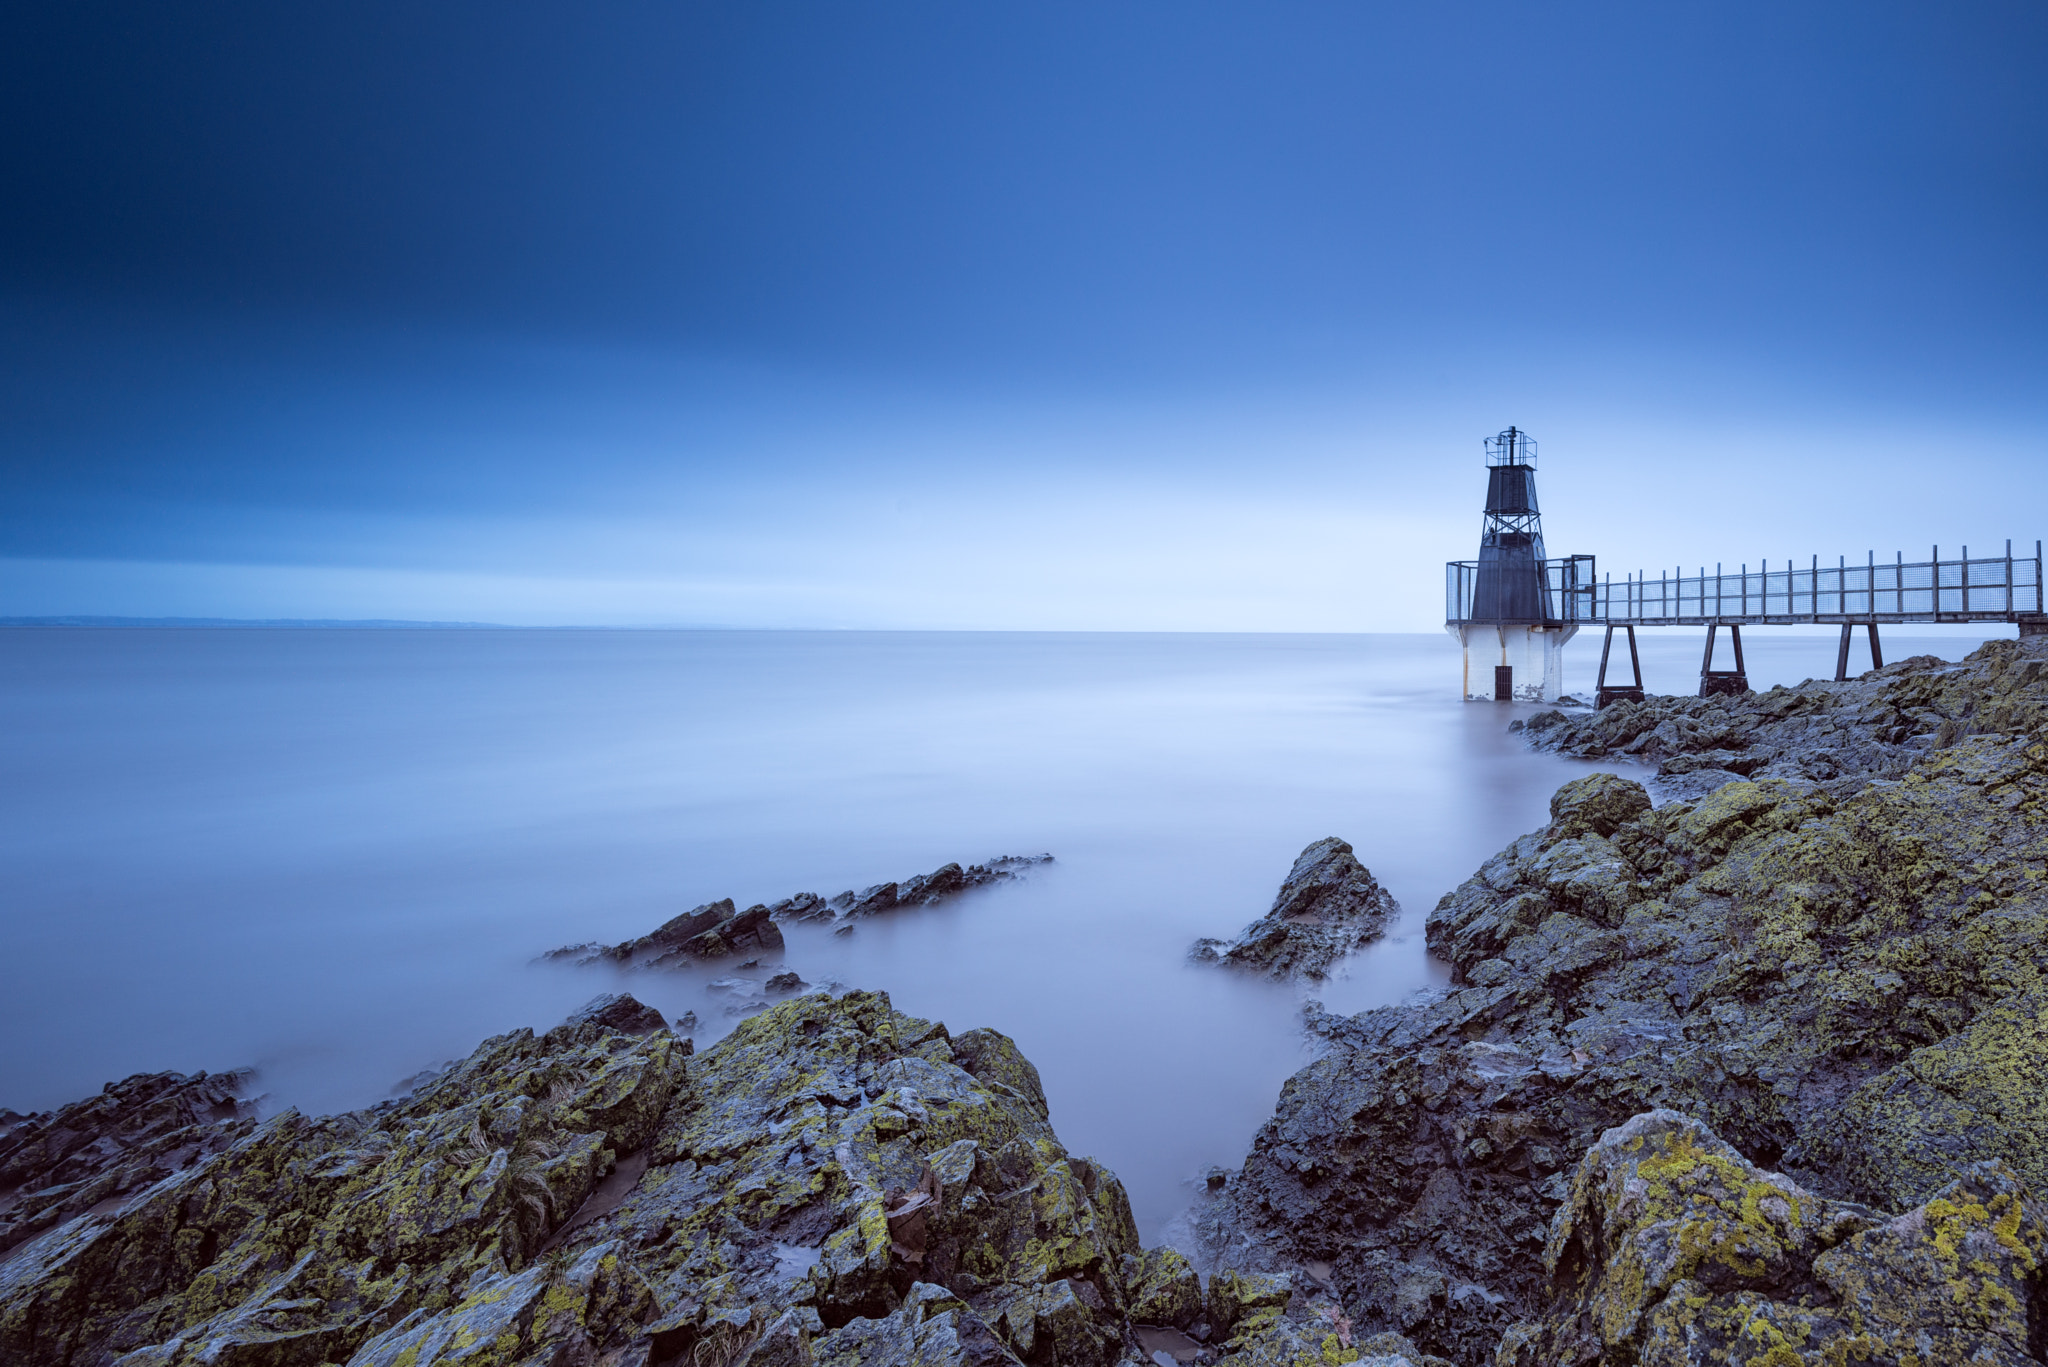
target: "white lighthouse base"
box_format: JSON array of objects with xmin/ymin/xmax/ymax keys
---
[{"xmin": 1448, "ymin": 624, "xmax": 1578, "ymax": 702}]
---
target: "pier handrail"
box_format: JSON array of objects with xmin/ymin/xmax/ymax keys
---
[{"xmin": 1449, "ymin": 541, "xmax": 2043, "ymax": 628}]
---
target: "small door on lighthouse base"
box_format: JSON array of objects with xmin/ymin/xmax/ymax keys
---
[{"xmin": 1448, "ymin": 623, "xmax": 1577, "ymax": 702}]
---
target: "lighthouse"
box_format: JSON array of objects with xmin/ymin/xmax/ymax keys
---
[{"xmin": 1444, "ymin": 427, "xmax": 1583, "ymax": 701}]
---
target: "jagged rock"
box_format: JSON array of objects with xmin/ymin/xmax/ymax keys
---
[
  {"xmin": 765, "ymin": 970, "xmax": 808, "ymax": 994},
  {"xmin": 1127, "ymin": 1245, "xmax": 1203, "ymax": 1329},
  {"xmin": 0, "ymin": 990, "xmax": 1190, "ymax": 1367},
  {"xmin": 0, "ymin": 1003, "xmax": 683, "ymax": 1366},
  {"xmin": 1544, "ymin": 772, "xmax": 1650, "ymax": 841},
  {"xmin": 900, "ymin": 863, "xmax": 966, "ymax": 905},
  {"xmin": 549, "ymin": 858, "xmax": 1056, "ymax": 966},
  {"xmin": 1497, "ymin": 1109, "xmax": 2048, "ymax": 1366},
  {"xmin": 1196, "ymin": 638, "xmax": 2048, "ymax": 1362},
  {"xmin": 546, "ymin": 898, "xmax": 786, "ymax": 967},
  {"xmin": 0, "ymin": 1068, "xmax": 258, "ymax": 1263},
  {"xmin": 834, "ymin": 856, "xmax": 1055, "ymax": 923},
  {"xmin": 1522, "ymin": 636, "xmax": 2048, "ymax": 801},
  {"xmin": 771, "ymin": 891, "xmax": 833, "ymax": 922},
  {"xmin": 563, "ymin": 992, "xmax": 669, "ymax": 1036},
  {"xmin": 1191, "ymin": 838, "xmax": 1400, "ymax": 980},
  {"xmin": 844, "ymin": 882, "xmax": 901, "ymax": 918}
]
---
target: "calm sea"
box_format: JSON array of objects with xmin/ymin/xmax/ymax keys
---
[{"xmin": 0, "ymin": 626, "xmax": 1992, "ymax": 1240}]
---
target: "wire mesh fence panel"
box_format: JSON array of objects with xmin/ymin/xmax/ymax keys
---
[{"xmin": 1477, "ymin": 546, "xmax": 2044, "ymax": 626}]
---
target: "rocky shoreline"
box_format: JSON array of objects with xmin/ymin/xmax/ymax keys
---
[
  {"xmin": 1195, "ymin": 636, "xmax": 2048, "ymax": 1363},
  {"xmin": 4, "ymin": 639, "xmax": 2045, "ymax": 1365}
]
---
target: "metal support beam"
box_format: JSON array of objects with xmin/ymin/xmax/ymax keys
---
[
  {"xmin": 1595, "ymin": 625, "xmax": 1645, "ymax": 707},
  {"xmin": 1701, "ymin": 623, "xmax": 1749, "ymax": 697},
  {"xmin": 1834, "ymin": 621, "xmax": 1885, "ymax": 681}
]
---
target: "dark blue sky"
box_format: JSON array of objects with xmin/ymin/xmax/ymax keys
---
[{"xmin": 3, "ymin": 2, "xmax": 2044, "ymax": 627}]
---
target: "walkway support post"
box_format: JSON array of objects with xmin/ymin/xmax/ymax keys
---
[
  {"xmin": 1595, "ymin": 625, "xmax": 1645, "ymax": 707},
  {"xmin": 1835, "ymin": 622, "xmax": 1884, "ymax": 681},
  {"xmin": 1701, "ymin": 623, "xmax": 1749, "ymax": 697}
]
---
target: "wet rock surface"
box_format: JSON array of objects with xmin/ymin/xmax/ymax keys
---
[
  {"xmin": 1191, "ymin": 838, "xmax": 1400, "ymax": 981},
  {"xmin": 1198, "ymin": 638, "xmax": 2048, "ymax": 1363},
  {"xmin": 547, "ymin": 855, "xmax": 1053, "ymax": 966},
  {"xmin": 0, "ymin": 1069, "xmax": 259, "ymax": 1266},
  {"xmin": 1514, "ymin": 639, "xmax": 2048, "ymax": 802},
  {"xmin": 5, "ymin": 987, "xmax": 1319, "ymax": 1367},
  {"xmin": 1498, "ymin": 1109, "xmax": 2048, "ymax": 1367}
]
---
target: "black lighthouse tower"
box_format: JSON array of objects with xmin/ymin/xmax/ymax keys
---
[
  {"xmin": 1471, "ymin": 426, "xmax": 1549, "ymax": 623},
  {"xmin": 1445, "ymin": 426, "xmax": 1583, "ymax": 702}
]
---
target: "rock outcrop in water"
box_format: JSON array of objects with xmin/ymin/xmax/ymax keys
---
[
  {"xmin": 1197, "ymin": 637, "xmax": 2048, "ymax": 1364},
  {"xmin": 546, "ymin": 856, "xmax": 1054, "ymax": 966},
  {"xmin": 823, "ymin": 855, "xmax": 1055, "ymax": 923},
  {"xmin": 1191, "ymin": 838, "xmax": 1400, "ymax": 981}
]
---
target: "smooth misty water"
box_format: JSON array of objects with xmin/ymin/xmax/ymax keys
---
[{"xmin": 0, "ymin": 627, "xmax": 1998, "ymax": 1241}]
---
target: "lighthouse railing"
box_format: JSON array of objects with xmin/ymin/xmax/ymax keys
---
[{"xmin": 1446, "ymin": 556, "xmax": 1597, "ymax": 627}]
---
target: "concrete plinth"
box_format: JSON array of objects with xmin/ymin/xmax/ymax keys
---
[{"xmin": 1448, "ymin": 623, "xmax": 1577, "ymax": 702}]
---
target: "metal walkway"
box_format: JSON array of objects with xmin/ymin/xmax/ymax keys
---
[
  {"xmin": 1446, "ymin": 540, "xmax": 2046, "ymax": 704},
  {"xmin": 1583, "ymin": 543, "xmax": 2043, "ymax": 628}
]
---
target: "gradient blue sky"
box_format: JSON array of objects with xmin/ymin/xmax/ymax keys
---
[{"xmin": 3, "ymin": 2, "xmax": 2043, "ymax": 628}]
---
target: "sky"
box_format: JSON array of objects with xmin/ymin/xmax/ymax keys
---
[{"xmin": 2, "ymin": 1, "xmax": 2044, "ymax": 630}]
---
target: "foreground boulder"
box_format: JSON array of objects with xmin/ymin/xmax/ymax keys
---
[
  {"xmin": 0, "ymin": 988, "xmax": 1205, "ymax": 1367},
  {"xmin": 1499, "ymin": 1109, "xmax": 2048, "ymax": 1366},
  {"xmin": 1198, "ymin": 637, "xmax": 2048, "ymax": 1362},
  {"xmin": 1191, "ymin": 838, "xmax": 1400, "ymax": 980}
]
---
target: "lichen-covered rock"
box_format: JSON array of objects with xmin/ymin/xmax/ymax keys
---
[
  {"xmin": 1198, "ymin": 638, "xmax": 2048, "ymax": 1362},
  {"xmin": 1127, "ymin": 1245, "xmax": 1202, "ymax": 1329},
  {"xmin": 564, "ymin": 991, "xmax": 671, "ymax": 1036},
  {"xmin": 1522, "ymin": 636, "xmax": 2048, "ymax": 801},
  {"xmin": 1191, "ymin": 838, "xmax": 1400, "ymax": 980},
  {"xmin": 1545, "ymin": 773, "xmax": 1652, "ymax": 841},
  {"xmin": 1498, "ymin": 1108, "xmax": 2048, "ymax": 1366},
  {"xmin": 0, "ymin": 1069, "xmax": 258, "ymax": 1264},
  {"xmin": 1203, "ymin": 1285, "xmax": 1455, "ymax": 1367},
  {"xmin": 0, "ymin": 989, "xmax": 1183, "ymax": 1367},
  {"xmin": 0, "ymin": 1002, "xmax": 685, "ymax": 1367}
]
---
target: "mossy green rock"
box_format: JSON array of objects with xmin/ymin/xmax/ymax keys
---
[
  {"xmin": 1203, "ymin": 638, "xmax": 2048, "ymax": 1362},
  {"xmin": 1126, "ymin": 1246, "xmax": 1201, "ymax": 1329},
  {"xmin": 0, "ymin": 991, "xmax": 1179, "ymax": 1366},
  {"xmin": 1546, "ymin": 773, "xmax": 1652, "ymax": 842},
  {"xmin": 1497, "ymin": 1108, "xmax": 2048, "ymax": 1366}
]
